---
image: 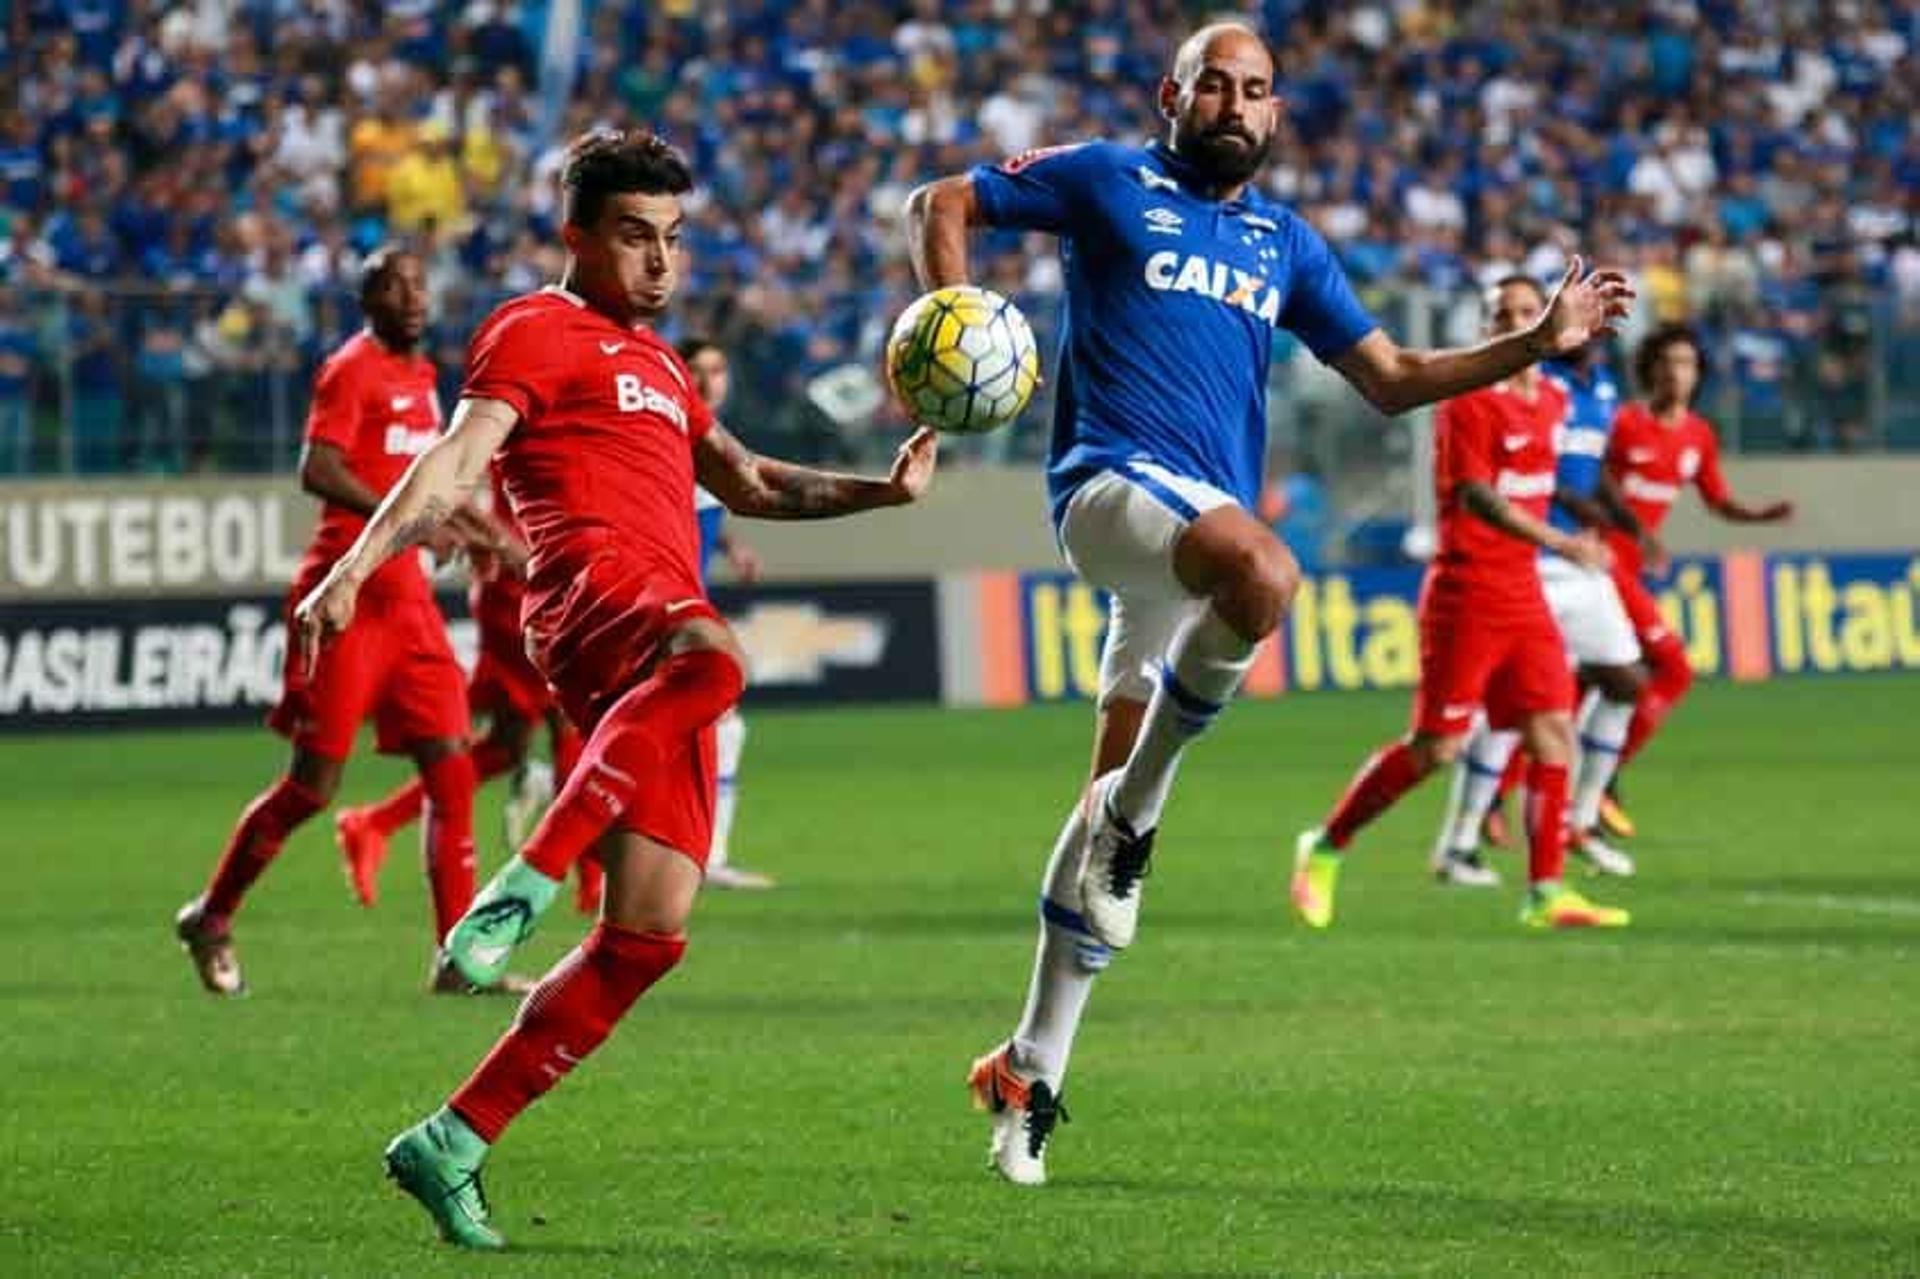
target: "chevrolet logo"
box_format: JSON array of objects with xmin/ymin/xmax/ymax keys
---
[{"xmin": 727, "ymin": 603, "xmax": 888, "ymax": 685}]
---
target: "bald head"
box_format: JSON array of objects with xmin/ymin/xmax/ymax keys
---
[
  {"xmin": 1159, "ymin": 23, "xmax": 1280, "ymax": 194},
  {"xmin": 1170, "ymin": 22, "xmax": 1271, "ymax": 87}
]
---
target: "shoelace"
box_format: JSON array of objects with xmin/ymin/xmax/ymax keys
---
[
  {"xmin": 467, "ymin": 896, "xmax": 535, "ymax": 943},
  {"xmin": 1023, "ymin": 1081, "xmax": 1070, "ymax": 1159},
  {"xmin": 448, "ymin": 1168, "xmax": 492, "ymax": 1222},
  {"xmin": 1103, "ymin": 810, "xmax": 1155, "ymax": 900}
]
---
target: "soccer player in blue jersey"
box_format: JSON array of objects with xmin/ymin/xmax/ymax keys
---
[
  {"xmin": 1430, "ymin": 341, "xmax": 1647, "ymax": 884},
  {"xmin": 906, "ymin": 21, "xmax": 1634, "ymax": 1185},
  {"xmin": 680, "ymin": 338, "xmax": 775, "ymax": 891}
]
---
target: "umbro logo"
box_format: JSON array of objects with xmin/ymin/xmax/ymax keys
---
[
  {"xmin": 390, "ymin": 395, "xmax": 414, "ymax": 411},
  {"xmin": 1628, "ymin": 448, "xmax": 1657, "ymax": 463},
  {"xmin": 1137, "ymin": 165, "xmax": 1179, "ymax": 193},
  {"xmin": 1144, "ymin": 207, "xmax": 1184, "ymax": 235},
  {"xmin": 1503, "ymin": 434, "xmax": 1533, "ymax": 450},
  {"xmin": 600, "ymin": 340, "xmax": 626, "ymax": 355}
]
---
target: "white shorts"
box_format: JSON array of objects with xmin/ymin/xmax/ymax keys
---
[
  {"xmin": 1057, "ymin": 462, "xmax": 1238, "ymax": 704},
  {"xmin": 1539, "ymin": 554, "xmax": 1641, "ymax": 669}
]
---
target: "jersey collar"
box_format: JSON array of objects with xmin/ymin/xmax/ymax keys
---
[{"xmin": 1147, "ymin": 141, "xmax": 1267, "ymax": 216}]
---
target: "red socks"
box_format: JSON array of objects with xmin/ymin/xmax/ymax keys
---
[
  {"xmin": 1622, "ymin": 640, "xmax": 1694, "ymax": 768},
  {"xmin": 521, "ymin": 649, "xmax": 744, "ymax": 881},
  {"xmin": 448, "ymin": 923, "xmax": 687, "ymax": 1141},
  {"xmin": 363, "ymin": 738, "xmax": 519, "ymax": 839},
  {"xmin": 419, "ymin": 752, "xmax": 478, "ymax": 942},
  {"xmin": 1525, "ymin": 760, "xmax": 1571, "ymax": 885},
  {"xmin": 202, "ymin": 776, "xmax": 329, "ymax": 928},
  {"xmin": 1324, "ymin": 740, "xmax": 1424, "ymax": 849}
]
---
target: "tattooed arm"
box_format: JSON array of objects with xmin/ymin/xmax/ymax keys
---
[
  {"xmin": 294, "ymin": 397, "xmax": 519, "ymax": 664},
  {"xmin": 694, "ymin": 424, "xmax": 938, "ymax": 520}
]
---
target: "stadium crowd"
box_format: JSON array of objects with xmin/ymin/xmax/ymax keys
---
[{"xmin": 1, "ymin": 0, "xmax": 1918, "ymax": 475}]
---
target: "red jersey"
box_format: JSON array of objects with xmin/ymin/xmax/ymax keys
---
[
  {"xmin": 470, "ymin": 466, "xmax": 527, "ymax": 626},
  {"xmin": 294, "ymin": 330, "xmax": 440, "ymax": 601},
  {"xmin": 461, "ymin": 286, "xmax": 716, "ymax": 624},
  {"xmin": 1602, "ymin": 402, "xmax": 1731, "ymax": 574},
  {"xmin": 1429, "ymin": 378, "xmax": 1566, "ymax": 610}
]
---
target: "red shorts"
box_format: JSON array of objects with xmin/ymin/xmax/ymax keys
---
[
  {"xmin": 468, "ymin": 578, "xmax": 552, "ymax": 722},
  {"xmin": 526, "ymin": 555, "xmax": 724, "ymax": 863},
  {"xmin": 1410, "ymin": 576, "xmax": 1575, "ymax": 737},
  {"xmin": 269, "ymin": 589, "xmax": 470, "ymax": 761}
]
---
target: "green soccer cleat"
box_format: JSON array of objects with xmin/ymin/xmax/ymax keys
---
[
  {"xmin": 1520, "ymin": 882, "xmax": 1631, "ymax": 930},
  {"xmin": 384, "ymin": 1109, "xmax": 505, "ymax": 1250},
  {"xmin": 1290, "ymin": 829, "xmax": 1343, "ymax": 929},
  {"xmin": 443, "ymin": 855, "xmax": 562, "ymax": 988}
]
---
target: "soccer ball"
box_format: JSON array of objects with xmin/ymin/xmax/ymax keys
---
[{"xmin": 885, "ymin": 285, "xmax": 1039, "ymax": 434}]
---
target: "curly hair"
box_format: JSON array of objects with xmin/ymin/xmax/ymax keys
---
[{"xmin": 1634, "ymin": 324, "xmax": 1705, "ymax": 397}]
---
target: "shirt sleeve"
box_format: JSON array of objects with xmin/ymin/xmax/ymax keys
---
[
  {"xmin": 303, "ymin": 351, "xmax": 362, "ymax": 451},
  {"xmin": 967, "ymin": 142, "xmax": 1104, "ymax": 234},
  {"xmin": 462, "ymin": 307, "xmax": 560, "ymax": 424},
  {"xmin": 1277, "ymin": 219, "xmax": 1379, "ymax": 362},
  {"xmin": 1692, "ymin": 421, "xmax": 1732, "ymax": 507}
]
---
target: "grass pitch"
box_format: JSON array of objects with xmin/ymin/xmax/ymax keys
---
[{"xmin": 3, "ymin": 676, "xmax": 1917, "ymax": 1276}]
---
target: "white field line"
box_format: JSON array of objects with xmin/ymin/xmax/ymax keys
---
[{"xmin": 1740, "ymin": 891, "xmax": 1920, "ymax": 919}]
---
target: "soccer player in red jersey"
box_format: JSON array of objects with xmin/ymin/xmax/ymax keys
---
[
  {"xmin": 1290, "ymin": 276, "xmax": 1631, "ymax": 930},
  {"xmin": 1603, "ymin": 325, "xmax": 1793, "ymax": 780},
  {"xmin": 293, "ymin": 131, "xmax": 936, "ymax": 1249},
  {"xmin": 173, "ymin": 248, "xmax": 508, "ymax": 996},
  {"xmin": 329, "ymin": 468, "xmax": 585, "ymax": 911}
]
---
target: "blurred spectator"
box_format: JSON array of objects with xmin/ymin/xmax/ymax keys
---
[
  {"xmin": 0, "ymin": 0, "xmax": 1914, "ymax": 475},
  {"xmin": 387, "ymin": 120, "xmax": 467, "ymax": 235},
  {"xmin": 0, "ymin": 287, "xmax": 35, "ymax": 473},
  {"xmin": 133, "ymin": 306, "xmax": 191, "ymax": 473},
  {"xmin": 66, "ymin": 290, "xmax": 123, "ymax": 473},
  {"xmin": 349, "ymin": 93, "xmax": 416, "ymax": 216}
]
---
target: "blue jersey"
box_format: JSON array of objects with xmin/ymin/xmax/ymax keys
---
[
  {"xmin": 969, "ymin": 141, "xmax": 1377, "ymax": 524},
  {"xmin": 1542, "ymin": 359, "xmax": 1622, "ymax": 538},
  {"xmin": 695, "ymin": 486, "xmax": 725, "ymax": 585}
]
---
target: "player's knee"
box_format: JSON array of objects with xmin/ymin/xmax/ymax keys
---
[
  {"xmin": 1596, "ymin": 663, "xmax": 1646, "ymax": 702},
  {"xmin": 289, "ymin": 752, "xmax": 344, "ymax": 807},
  {"xmin": 668, "ymin": 621, "xmax": 748, "ymax": 702},
  {"xmin": 1409, "ymin": 734, "xmax": 1459, "ymax": 773},
  {"xmin": 1530, "ymin": 713, "xmax": 1577, "ymax": 765},
  {"xmin": 1214, "ymin": 540, "xmax": 1299, "ymax": 640}
]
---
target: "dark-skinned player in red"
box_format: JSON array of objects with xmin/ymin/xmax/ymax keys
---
[
  {"xmin": 294, "ymin": 131, "xmax": 938, "ymax": 1249},
  {"xmin": 174, "ymin": 247, "xmax": 513, "ymax": 997}
]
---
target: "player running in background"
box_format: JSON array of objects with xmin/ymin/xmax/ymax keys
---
[
  {"xmin": 1431, "ymin": 341, "xmax": 1643, "ymax": 884},
  {"xmin": 1602, "ymin": 326, "xmax": 1793, "ymax": 801},
  {"xmin": 330, "ymin": 467, "xmax": 585, "ymax": 911},
  {"xmin": 906, "ymin": 22, "xmax": 1632, "ymax": 1185},
  {"xmin": 294, "ymin": 131, "xmax": 936, "ymax": 1248},
  {"xmin": 1292, "ymin": 276, "xmax": 1631, "ymax": 932},
  {"xmin": 174, "ymin": 248, "xmax": 508, "ymax": 997}
]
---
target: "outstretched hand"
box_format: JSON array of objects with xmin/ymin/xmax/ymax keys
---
[
  {"xmin": 293, "ymin": 573, "xmax": 359, "ymax": 678},
  {"xmin": 1536, "ymin": 256, "xmax": 1636, "ymax": 357},
  {"xmin": 888, "ymin": 427, "xmax": 939, "ymax": 503}
]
